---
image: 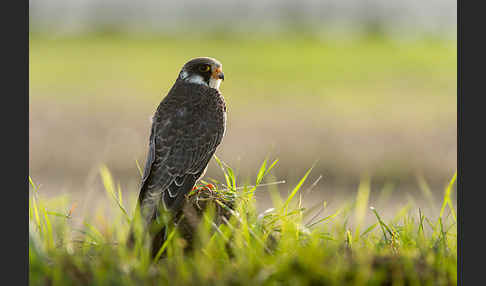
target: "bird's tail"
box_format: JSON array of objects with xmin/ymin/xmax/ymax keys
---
[
  {"xmin": 128, "ymin": 176, "xmax": 198, "ymax": 259},
  {"xmin": 150, "ymin": 225, "xmax": 167, "ymax": 258},
  {"xmin": 126, "ymin": 209, "xmax": 168, "ymax": 259},
  {"xmin": 126, "ymin": 200, "xmax": 170, "ymax": 259}
]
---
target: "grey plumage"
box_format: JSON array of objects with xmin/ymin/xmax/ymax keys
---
[{"xmin": 136, "ymin": 58, "xmax": 226, "ymax": 231}]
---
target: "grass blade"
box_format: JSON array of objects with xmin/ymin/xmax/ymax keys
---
[
  {"xmin": 256, "ymin": 159, "xmax": 268, "ymax": 186},
  {"xmin": 135, "ymin": 159, "xmax": 143, "ymax": 178},
  {"xmin": 100, "ymin": 165, "xmax": 130, "ymax": 222},
  {"xmin": 439, "ymin": 171, "xmax": 457, "ymax": 220},
  {"xmin": 154, "ymin": 226, "xmax": 177, "ymax": 262},
  {"xmin": 282, "ymin": 167, "xmax": 313, "ymax": 213}
]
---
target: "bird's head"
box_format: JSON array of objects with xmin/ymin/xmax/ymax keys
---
[{"xmin": 178, "ymin": 57, "xmax": 224, "ymax": 90}]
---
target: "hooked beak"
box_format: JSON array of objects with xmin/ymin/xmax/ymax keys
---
[{"xmin": 212, "ymin": 66, "xmax": 224, "ymax": 81}]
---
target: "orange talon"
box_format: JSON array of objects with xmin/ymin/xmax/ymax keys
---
[{"xmin": 204, "ymin": 184, "xmax": 215, "ymax": 190}]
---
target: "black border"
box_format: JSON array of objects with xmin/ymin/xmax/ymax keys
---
[
  {"xmin": 458, "ymin": 0, "xmax": 485, "ymax": 285},
  {"xmin": 4, "ymin": 0, "xmax": 28, "ymax": 285}
]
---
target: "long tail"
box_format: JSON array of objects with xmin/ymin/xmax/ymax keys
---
[
  {"xmin": 126, "ymin": 202, "xmax": 167, "ymax": 259},
  {"xmin": 127, "ymin": 175, "xmax": 198, "ymax": 259}
]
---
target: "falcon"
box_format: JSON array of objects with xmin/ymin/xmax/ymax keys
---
[{"xmin": 133, "ymin": 57, "xmax": 226, "ymax": 255}]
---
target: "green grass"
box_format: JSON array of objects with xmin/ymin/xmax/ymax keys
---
[{"xmin": 29, "ymin": 159, "xmax": 457, "ymax": 285}]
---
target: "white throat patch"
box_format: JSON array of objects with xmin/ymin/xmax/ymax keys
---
[{"xmin": 209, "ymin": 78, "xmax": 222, "ymax": 90}]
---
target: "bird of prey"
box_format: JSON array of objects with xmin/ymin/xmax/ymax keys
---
[{"xmin": 133, "ymin": 57, "xmax": 226, "ymax": 255}]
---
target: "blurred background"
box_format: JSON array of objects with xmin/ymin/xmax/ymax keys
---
[{"xmin": 29, "ymin": 0, "xmax": 456, "ymax": 219}]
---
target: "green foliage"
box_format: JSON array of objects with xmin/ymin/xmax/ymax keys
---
[{"xmin": 29, "ymin": 161, "xmax": 457, "ymax": 285}]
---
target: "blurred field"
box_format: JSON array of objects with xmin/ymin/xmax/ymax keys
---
[{"xmin": 29, "ymin": 34, "xmax": 456, "ymax": 213}]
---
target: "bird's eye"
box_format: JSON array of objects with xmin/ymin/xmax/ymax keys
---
[{"xmin": 199, "ymin": 65, "xmax": 211, "ymax": 72}]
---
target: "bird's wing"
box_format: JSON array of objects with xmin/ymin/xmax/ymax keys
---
[{"xmin": 138, "ymin": 85, "xmax": 225, "ymax": 222}]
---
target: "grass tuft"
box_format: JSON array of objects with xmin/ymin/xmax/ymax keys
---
[{"xmin": 29, "ymin": 160, "xmax": 457, "ymax": 285}]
